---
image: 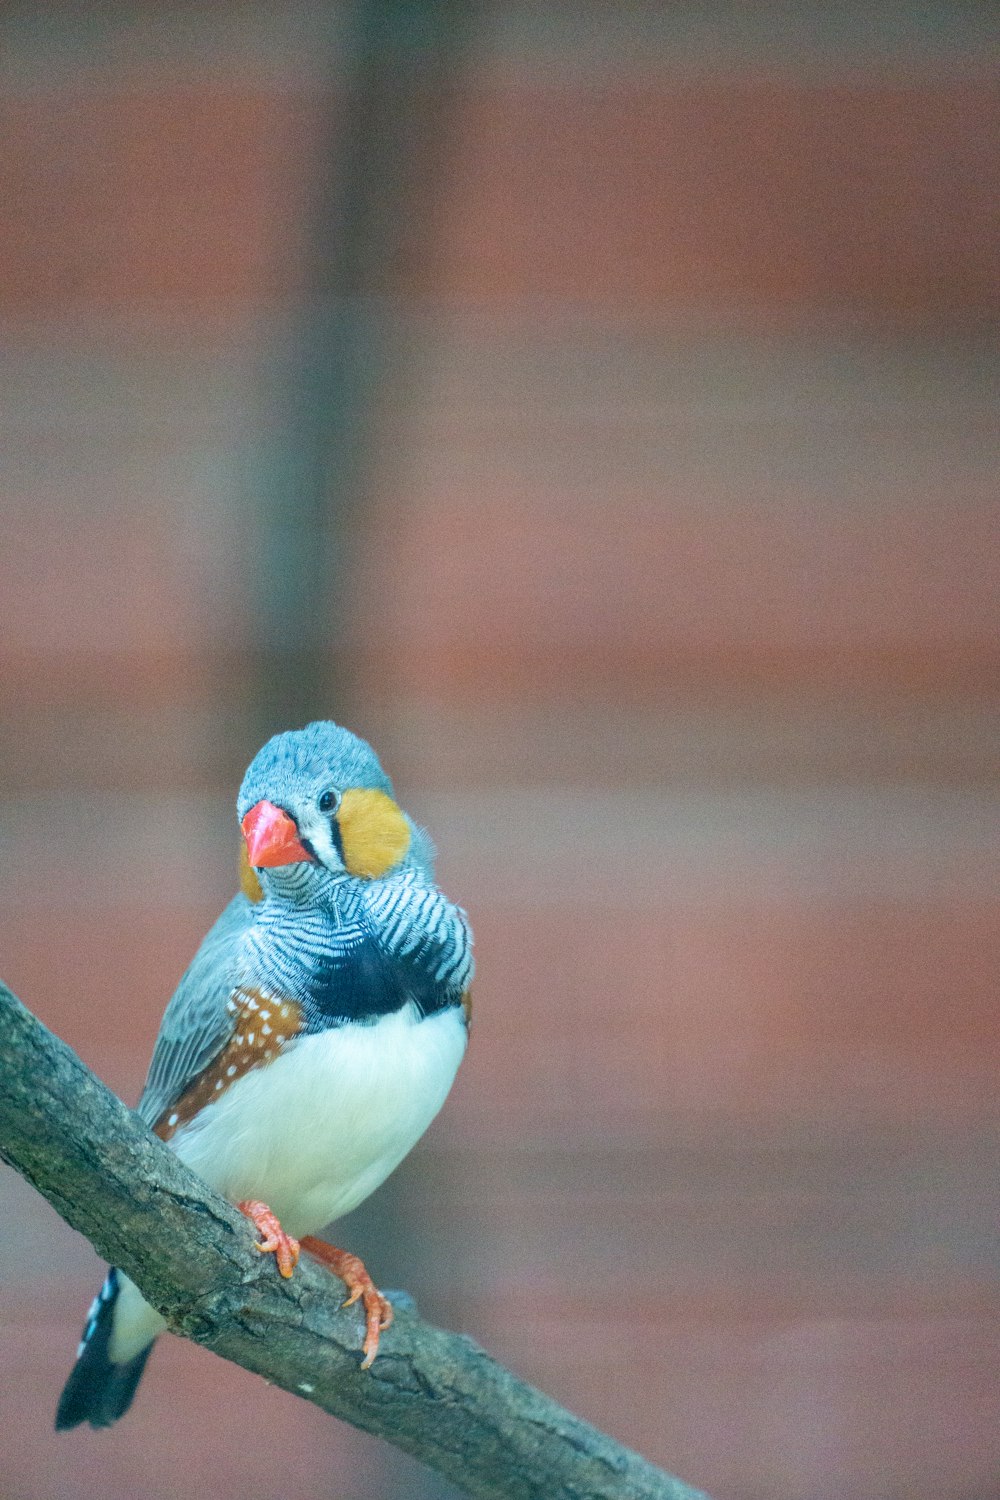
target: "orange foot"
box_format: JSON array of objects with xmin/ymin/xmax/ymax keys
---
[
  {"xmin": 301, "ymin": 1236, "xmax": 394, "ymax": 1368},
  {"xmin": 238, "ymin": 1199, "xmax": 300, "ymax": 1278}
]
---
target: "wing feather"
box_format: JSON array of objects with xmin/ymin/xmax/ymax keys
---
[{"xmin": 136, "ymin": 895, "xmax": 252, "ymax": 1127}]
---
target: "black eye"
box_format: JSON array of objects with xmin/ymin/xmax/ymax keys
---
[{"xmin": 318, "ymin": 788, "xmax": 340, "ymax": 814}]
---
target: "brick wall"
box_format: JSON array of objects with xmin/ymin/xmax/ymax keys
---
[{"xmin": 2, "ymin": 8, "xmax": 998, "ymax": 1499}]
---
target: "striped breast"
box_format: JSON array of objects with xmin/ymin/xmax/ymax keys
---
[{"xmin": 238, "ymin": 870, "xmax": 473, "ymax": 1031}]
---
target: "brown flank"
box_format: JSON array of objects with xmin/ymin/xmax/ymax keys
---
[{"xmin": 154, "ymin": 987, "xmax": 303, "ymax": 1141}]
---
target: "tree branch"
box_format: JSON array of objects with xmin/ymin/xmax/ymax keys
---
[{"xmin": 0, "ymin": 979, "xmax": 710, "ymax": 1500}]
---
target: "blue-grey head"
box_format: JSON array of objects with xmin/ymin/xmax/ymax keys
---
[{"xmin": 238, "ymin": 722, "xmax": 418, "ymax": 894}]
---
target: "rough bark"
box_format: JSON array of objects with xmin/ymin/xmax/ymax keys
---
[{"xmin": 0, "ymin": 979, "xmax": 710, "ymax": 1500}]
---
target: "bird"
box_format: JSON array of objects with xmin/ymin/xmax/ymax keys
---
[{"xmin": 56, "ymin": 720, "xmax": 473, "ymax": 1430}]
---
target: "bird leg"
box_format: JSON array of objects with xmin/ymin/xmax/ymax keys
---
[
  {"xmin": 235, "ymin": 1205, "xmax": 390, "ymax": 1366},
  {"xmin": 300, "ymin": 1236, "xmax": 393, "ymax": 1368},
  {"xmin": 237, "ymin": 1200, "xmax": 300, "ymax": 1278}
]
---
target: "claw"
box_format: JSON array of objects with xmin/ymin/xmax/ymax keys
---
[
  {"xmin": 300, "ymin": 1235, "xmax": 393, "ymax": 1367},
  {"xmin": 238, "ymin": 1200, "xmax": 300, "ymax": 1278},
  {"xmin": 234, "ymin": 1210, "xmax": 391, "ymax": 1364}
]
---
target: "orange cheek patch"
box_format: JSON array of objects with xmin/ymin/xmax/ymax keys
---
[
  {"xmin": 239, "ymin": 842, "xmax": 264, "ymax": 903},
  {"xmin": 336, "ymin": 788, "xmax": 411, "ymax": 879},
  {"xmin": 154, "ymin": 988, "xmax": 302, "ymax": 1141}
]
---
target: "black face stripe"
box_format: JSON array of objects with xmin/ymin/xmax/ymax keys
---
[{"xmin": 328, "ymin": 815, "xmax": 344, "ymax": 863}]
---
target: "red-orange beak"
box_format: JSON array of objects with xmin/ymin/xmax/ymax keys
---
[{"xmin": 241, "ymin": 800, "xmax": 314, "ymax": 868}]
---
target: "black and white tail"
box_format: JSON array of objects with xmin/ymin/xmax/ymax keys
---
[{"xmin": 55, "ymin": 1270, "xmax": 155, "ymax": 1430}]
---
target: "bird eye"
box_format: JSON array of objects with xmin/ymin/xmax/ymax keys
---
[{"xmin": 318, "ymin": 788, "xmax": 341, "ymax": 814}]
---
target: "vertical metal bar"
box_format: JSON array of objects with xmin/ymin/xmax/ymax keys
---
[{"xmin": 247, "ymin": 0, "xmax": 478, "ymax": 743}]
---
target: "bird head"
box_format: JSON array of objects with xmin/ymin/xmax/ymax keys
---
[{"xmin": 237, "ymin": 722, "xmax": 414, "ymax": 899}]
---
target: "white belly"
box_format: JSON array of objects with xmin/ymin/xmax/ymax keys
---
[
  {"xmin": 172, "ymin": 1001, "xmax": 467, "ymax": 1236},
  {"xmin": 109, "ymin": 1003, "xmax": 466, "ymax": 1363}
]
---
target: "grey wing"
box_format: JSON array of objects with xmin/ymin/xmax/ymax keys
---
[{"xmin": 136, "ymin": 894, "xmax": 254, "ymax": 1128}]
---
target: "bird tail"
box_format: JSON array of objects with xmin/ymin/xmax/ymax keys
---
[{"xmin": 55, "ymin": 1269, "xmax": 156, "ymax": 1430}]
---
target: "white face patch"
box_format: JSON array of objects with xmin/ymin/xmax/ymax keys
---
[{"xmin": 291, "ymin": 802, "xmax": 347, "ymax": 875}]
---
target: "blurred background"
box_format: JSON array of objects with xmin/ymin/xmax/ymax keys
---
[{"xmin": 1, "ymin": 5, "xmax": 998, "ymax": 1498}]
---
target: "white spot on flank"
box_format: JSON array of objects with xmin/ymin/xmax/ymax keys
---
[
  {"xmin": 168, "ymin": 1113, "xmax": 179, "ymax": 1127},
  {"xmin": 260, "ymin": 1010, "xmax": 270, "ymax": 1020},
  {"xmin": 276, "ymin": 1035, "xmax": 285, "ymax": 1045},
  {"xmin": 215, "ymin": 1079, "xmax": 223, "ymax": 1090},
  {"xmin": 236, "ymin": 1036, "xmax": 244, "ymax": 1046},
  {"xmin": 227, "ymin": 1065, "xmax": 237, "ymax": 1077},
  {"xmin": 247, "ymin": 998, "xmax": 258, "ymax": 1011},
  {"xmin": 298, "ymin": 1382, "xmax": 315, "ymax": 1393},
  {"xmin": 261, "ymin": 1023, "xmax": 272, "ymax": 1035},
  {"xmin": 248, "ymin": 1032, "xmax": 255, "ymax": 1044}
]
